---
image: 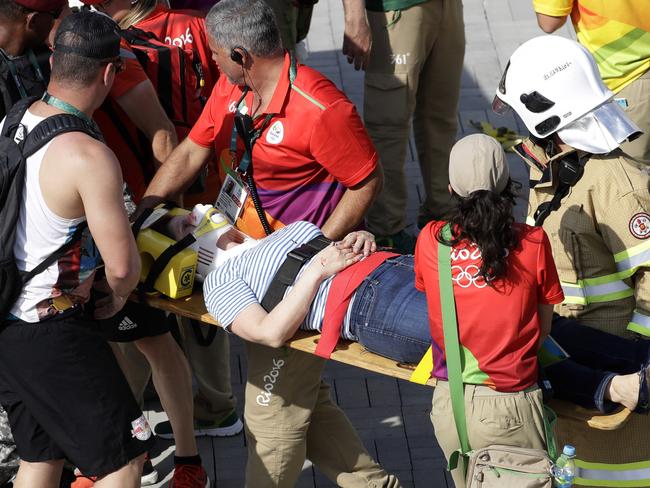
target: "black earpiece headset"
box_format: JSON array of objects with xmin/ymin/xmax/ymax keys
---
[{"xmin": 230, "ymin": 46, "xmax": 247, "ymax": 65}]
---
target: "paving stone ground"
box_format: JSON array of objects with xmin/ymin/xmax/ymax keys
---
[{"xmin": 145, "ymin": 1, "xmax": 575, "ymax": 486}]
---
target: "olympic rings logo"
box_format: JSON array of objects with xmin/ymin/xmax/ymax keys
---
[{"xmin": 452, "ymin": 265, "xmax": 487, "ymax": 288}]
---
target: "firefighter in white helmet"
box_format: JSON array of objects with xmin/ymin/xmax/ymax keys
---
[{"xmin": 494, "ymin": 34, "xmax": 650, "ymax": 476}]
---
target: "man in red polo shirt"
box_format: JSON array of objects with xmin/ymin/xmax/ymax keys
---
[
  {"xmin": 140, "ymin": 1, "xmax": 394, "ymax": 486},
  {"xmin": 142, "ymin": 3, "xmax": 381, "ymax": 240}
]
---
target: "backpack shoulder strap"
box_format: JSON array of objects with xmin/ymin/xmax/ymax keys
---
[
  {"xmin": 1, "ymin": 95, "xmax": 38, "ymax": 138},
  {"xmin": 21, "ymin": 221, "xmax": 87, "ymax": 285},
  {"xmin": 22, "ymin": 113, "xmax": 102, "ymax": 158}
]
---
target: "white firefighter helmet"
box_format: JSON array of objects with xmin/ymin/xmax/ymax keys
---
[{"xmin": 493, "ymin": 35, "xmax": 640, "ymax": 153}]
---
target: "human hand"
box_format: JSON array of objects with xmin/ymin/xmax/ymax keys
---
[
  {"xmin": 338, "ymin": 231, "xmax": 376, "ymax": 257},
  {"xmin": 166, "ymin": 214, "xmax": 195, "ymax": 240},
  {"xmin": 92, "ymin": 277, "xmax": 129, "ymax": 320},
  {"xmin": 310, "ymin": 242, "xmax": 363, "ymax": 279},
  {"xmin": 342, "ymin": 12, "xmax": 371, "ymax": 70}
]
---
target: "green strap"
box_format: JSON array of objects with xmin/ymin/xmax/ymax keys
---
[
  {"xmin": 438, "ymin": 224, "xmax": 471, "ymax": 471},
  {"xmin": 543, "ymin": 405, "xmax": 557, "ymax": 461}
]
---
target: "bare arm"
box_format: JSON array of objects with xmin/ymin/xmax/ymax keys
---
[
  {"xmin": 139, "ymin": 137, "xmax": 213, "ymax": 210},
  {"xmin": 320, "ymin": 166, "xmax": 383, "ymax": 240},
  {"xmin": 536, "ymin": 13, "xmax": 567, "ymax": 33},
  {"xmin": 75, "ymin": 141, "xmax": 141, "ymax": 297},
  {"xmin": 537, "ymin": 303, "xmax": 554, "ymax": 350},
  {"xmin": 115, "ymin": 79, "xmax": 178, "ymax": 167},
  {"xmin": 230, "ymin": 243, "xmax": 363, "ymax": 347},
  {"xmin": 342, "ymin": 0, "xmax": 372, "ymax": 71}
]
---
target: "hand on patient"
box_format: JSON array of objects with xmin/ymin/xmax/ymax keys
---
[
  {"xmin": 338, "ymin": 231, "xmax": 376, "ymax": 257},
  {"xmin": 310, "ymin": 240, "xmax": 365, "ymax": 279},
  {"xmin": 310, "ymin": 231, "xmax": 375, "ymax": 279}
]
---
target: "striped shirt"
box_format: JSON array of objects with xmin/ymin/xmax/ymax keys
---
[{"xmin": 203, "ymin": 221, "xmax": 356, "ymax": 339}]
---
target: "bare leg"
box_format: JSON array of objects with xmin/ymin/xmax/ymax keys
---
[
  {"xmin": 94, "ymin": 453, "xmax": 146, "ymax": 488},
  {"xmin": 14, "ymin": 459, "xmax": 64, "ymax": 488},
  {"xmin": 606, "ymin": 363, "xmax": 650, "ymax": 411},
  {"xmin": 135, "ymin": 332, "xmax": 197, "ymax": 456}
]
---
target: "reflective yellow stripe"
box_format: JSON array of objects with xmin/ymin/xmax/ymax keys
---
[
  {"xmin": 561, "ymin": 278, "xmax": 633, "ymax": 305},
  {"xmin": 410, "ymin": 346, "xmax": 433, "ymax": 384},
  {"xmin": 614, "ymin": 241, "xmax": 650, "ymax": 278},
  {"xmin": 627, "ymin": 310, "xmax": 650, "ymax": 337},
  {"xmin": 575, "ymin": 458, "xmax": 650, "ymax": 487}
]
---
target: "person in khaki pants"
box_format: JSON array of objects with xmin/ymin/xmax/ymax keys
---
[
  {"xmin": 362, "ymin": 0, "xmax": 465, "ymax": 252},
  {"xmin": 414, "ymin": 135, "xmax": 564, "ymax": 487},
  {"xmin": 244, "ymin": 343, "xmax": 400, "ymax": 487},
  {"xmin": 431, "ymin": 383, "xmax": 548, "ymax": 488}
]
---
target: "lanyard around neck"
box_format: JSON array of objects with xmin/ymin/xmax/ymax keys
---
[
  {"xmin": 1, "ymin": 48, "xmax": 47, "ymax": 99},
  {"xmin": 41, "ymin": 92, "xmax": 96, "ymax": 128},
  {"xmin": 229, "ymin": 52, "xmax": 297, "ymax": 175}
]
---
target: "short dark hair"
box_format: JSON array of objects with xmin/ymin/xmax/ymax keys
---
[
  {"xmin": 50, "ymin": 52, "xmax": 107, "ymax": 85},
  {"xmin": 50, "ymin": 11, "xmax": 120, "ymax": 86},
  {"xmin": 0, "ymin": 0, "xmax": 31, "ymax": 21}
]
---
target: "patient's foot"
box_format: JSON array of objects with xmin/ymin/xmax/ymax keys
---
[{"xmin": 607, "ymin": 363, "xmax": 650, "ymax": 411}]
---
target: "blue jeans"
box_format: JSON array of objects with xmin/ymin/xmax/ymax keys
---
[{"xmin": 348, "ymin": 255, "xmax": 430, "ymax": 364}]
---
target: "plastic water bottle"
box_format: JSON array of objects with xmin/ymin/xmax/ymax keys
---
[{"xmin": 553, "ymin": 445, "xmax": 576, "ymax": 487}]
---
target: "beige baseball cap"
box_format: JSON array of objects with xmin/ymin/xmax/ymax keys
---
[{"xmin": 448, "ymin": 134, "xmax": 509, "ymax": 197}]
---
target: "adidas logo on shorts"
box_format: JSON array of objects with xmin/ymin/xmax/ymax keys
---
[{"xmin": 118, "ymin": 317, "xmax": 138, "ymax": 331}]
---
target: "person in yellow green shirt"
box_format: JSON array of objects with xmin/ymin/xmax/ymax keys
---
[{"xmin": 533, "ymin": 0, "xmax": 650, "ymax": 164}]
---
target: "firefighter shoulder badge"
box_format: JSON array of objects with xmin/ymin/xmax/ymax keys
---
[{"xmin": 629, "ymin": 213, "xmax": 650, "ymax": 239}]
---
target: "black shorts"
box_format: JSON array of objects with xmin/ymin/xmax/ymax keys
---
[
  {"xmin": 0, "ymin": 315, "xmax": 155, "ymax": 477},
  {"xmin": 96, "ymin": 301, "xmax": 172, "ymax": 343}
]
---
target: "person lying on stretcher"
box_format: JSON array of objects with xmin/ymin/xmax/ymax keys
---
[{"xmin": 165, "ymin": 136, "xmax": 650, "ymax": 419}]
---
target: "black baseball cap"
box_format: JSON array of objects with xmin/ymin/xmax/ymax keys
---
[{"xmin": 53, "ymin": 11, "xmax": 120, "ymax": 60}]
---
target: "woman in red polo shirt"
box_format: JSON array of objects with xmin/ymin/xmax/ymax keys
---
[{"xmin": 414, "ymin": 134, "xmax": 564, "ymax": 488}]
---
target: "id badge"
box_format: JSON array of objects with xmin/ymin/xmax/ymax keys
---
[{"xmin": 215, "ymin": 170, "xmax": 248, "ymax": 225}]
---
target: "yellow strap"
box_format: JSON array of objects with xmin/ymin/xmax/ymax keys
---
[{"xmin": 409, "ymin": 345, "xmax": 433, "ymax": 384}]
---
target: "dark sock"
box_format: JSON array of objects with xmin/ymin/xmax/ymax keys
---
[{"xmin": 174, "ymin": 454, "xmax": 202, "ymax": 466}]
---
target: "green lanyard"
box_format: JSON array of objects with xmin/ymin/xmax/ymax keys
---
[
  {"xmin": 0, "ymin": 48, "xmax": 47, "ymax": 99},
  {"xmin": 229, "ymin": 52, "xmax": 297, "ymax": 176},
  {"xmin": 41, "ymin": 92, "xmax": 97, "ymax": 129}
]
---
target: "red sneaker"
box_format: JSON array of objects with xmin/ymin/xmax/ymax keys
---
[
  {"xmin": 169, "ymin": 464, "xmax": 211, "ymax": 488},
  {"xmin": 70, "ymin": 475, "xmax": 96, "ymax": 488}
]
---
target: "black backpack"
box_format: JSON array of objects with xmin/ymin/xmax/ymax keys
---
[
  {"xmin": 0, "ymin": 47, "xmax": 51, "ymax": 121},
  {"xmin": 0, "ymin": 96, "xmax": 102, "ymax": 320}
]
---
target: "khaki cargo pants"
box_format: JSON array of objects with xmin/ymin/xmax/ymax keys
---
[
  {"xmin": 430, "ymin": 382, "xmax": 548, "ymax": 488},
  {"xmin": 364, "ymin": 0, "xmax": 465, "ymax": 235},
  {"xmin": 244, "ymin": 342, "xmax": 401, "ymax": 488}
]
